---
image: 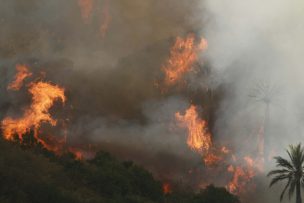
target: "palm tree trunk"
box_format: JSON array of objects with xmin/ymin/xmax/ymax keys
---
[
  {"xmin": 264, "ymin": 103, "xmax": 270, "ymax": 160},
  {"xmin": 296, "ymin": 182, "xmax": 302, "ymax": 203}
]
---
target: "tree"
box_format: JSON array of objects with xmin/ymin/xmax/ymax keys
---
[
  {"xmin": 267, "ymin": 143, "xmax": 304, "ymax": 203},
  {"xmin": 249, "ymin": 80, "xmax": 282, "ymax": 159}
]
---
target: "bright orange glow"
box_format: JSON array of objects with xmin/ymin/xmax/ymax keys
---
[
  {"xmin": 78, "ymin": 0, "xmax": 94, "ymax": 24},
  {"xmin": 69, "ymin": 147, "xmax": 84, "ymax": 160},
  {"xmin": 162, "ymin": 34, "xmax": 207, "ymax": 87},
  {"xmin": 2, "ymin": 64, "xmax": 96, "ymax": 159},
  {"xmin": 38, "ymin": 135, "xmax": 66, "ymax": 155},
  {"xmin": 99, "ymin": 0, "xmax": 111, "ymax": 39},
  {"xmin": 176, "ymin": 105, "xmax": 212, "ymax": 153},
  {"xmin": 226, "ymin": 156, "xmax": 256, "ymax": 194},
  {"xmin": 8, "ymin": 64, "xmax": 32, "ymax": 91},
  {"xmin": 227, "ymin": 165, "xmax": 245, "ymax": 194},
  {"xmin": 2, "ymin": 81, "xmax": 66, "ymax": 153},
  {"xmin": 162, "ymin": 183, "xmax": 172, "ymax": 194},
  {"xmin": 204, "ymin": 153, "xmax": 222, "ymax": 166}
]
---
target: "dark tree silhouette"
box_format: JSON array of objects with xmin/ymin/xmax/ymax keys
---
[{"xmin": 267, "ymin": 143, "xmax": 304, "ymax": 203}]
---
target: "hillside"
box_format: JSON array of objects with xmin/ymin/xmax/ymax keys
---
[{"xmin": 0, "ymin": 136, "xmax": 239, "ymax": 203}]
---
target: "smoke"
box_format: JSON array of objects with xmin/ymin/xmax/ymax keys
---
[
  {"xmin": 1, "ymin": 0, "xmax": 304, "ymax": 202},
  {"xmin": 203, "ymin": 0, "xmax": 304, "ymax": 202},
  {"xmin": 0, "ymin": 0, "xmax": 209, "ymax": 186}
]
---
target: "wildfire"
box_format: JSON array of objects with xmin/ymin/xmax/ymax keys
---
[
  {"xmin": 99, "ymin": 0, "xmax": 111, "ymax": 39},
  {"xmin": 78, "ymin": 0, "xmax": 94, "ymax": 24},
  {"xmin": 38, "ymin": 135, "xmax": 66, "ymax": 155},
  {"xmin": 2, "ymin": 67, "xmax": 66, "ymax": 154},
  {"xmin": 162, "ymin": 34, "xmax": 207, "ymax": 87},
  {"xmin": 162, "ymin": 183, "xmax": 172, "ymax": 194},
  {"xmin": 176, "ymin": 105, "xmax": 212, "ymax": 153},
  {"xmin": 204, "ymin": 152, "xmax": 222, "ymax": 166},
  {"xmin": 68, "ymin": 147, "xmax": 84, "ymax": 160},
  {"xmin": 226, "ymin": 156, "xmax": 256, "ymax": 194},
  {"xmin": 8, "ymin": 64, "xmax": 32, "ymax": 91}
]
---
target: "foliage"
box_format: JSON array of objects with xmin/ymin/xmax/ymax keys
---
[
  {"xmin": 268, "ymin": 143, "xmax": 304, "ymax": 203},
  {"xmin": 0, "ymin": 136, "xmax": 239, "ymax": 203}
]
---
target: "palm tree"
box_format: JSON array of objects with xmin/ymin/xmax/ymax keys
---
[
  {"xmin": 249, "ymin": 80, "xmax": 282, "ymax": 159},
  {"xmin": 267, "ymin": 144, "xmax": 304, "ymax": 203}
]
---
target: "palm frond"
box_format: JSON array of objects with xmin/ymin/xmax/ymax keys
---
[
  {"xmin": 274, "ymin": 156, "xmax": 293, "ymax": 170},
  {"xmin": 280, "ymin": 178, "xmax": 291, "ymax": 201},
  {"xmin": 288, "ymin": 179, "xmax": 296, "ymax": 200},
  {"xmin": 269, "ymin": 174, "xmax": 290, "ymax": 187},
  {"xmin": 267, "ymin": 169, "xmax": 291, "ymax": 177}
]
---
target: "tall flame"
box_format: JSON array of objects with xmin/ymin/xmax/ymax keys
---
[
  {"xmin": 2, "ymin": 81, "xmax": 66, "ymax": 149},
  {"xmin": 175, "ymin": 105, "xmax": 212, "ymax": 153},
  {"xmin": 78, "ymin": 0, "xmax": 94, "ymax": 24},
  {"xmin": 162, "ymin": 34, "xmax": 207, "ymax": 87},
  {"xmin": 8, "ymin": 64, "xmax": 32, "ymax": 91}
]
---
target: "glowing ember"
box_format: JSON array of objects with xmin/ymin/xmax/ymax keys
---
[
  {"xmin": 2, "ymin": 81, "xmax": 66, "ymax": 152},
  {"xmin": 227, "ymin": 165, "xmax": 245, "ymax": 194},
  {"xmin": 204, "ymin": 153, "xmax": 222, "ymax": 166},
  {"xmin": 38, "ymin": 135, "xmax": 66, "ymax": 155},
  {"xmin": 78, "ymin": 0, "xmax": 94, "ymax": 24},
  {"xmin": 226, "ymin": 156, "xmax": 256, "ymax": 194},
  {"xmin": 162, "ymin": 183, "xmax": 172, "ymax": 194},
  {"xmin": 69, "ymin": 147, "xmax": 84, "ymax": 160},
  {"xmin": 162, "ymin": 34, "xmax": 207, "ymax": 87},
  {"xmin": 99, "ymin": 0, "xmax": 111, "ymax": 39},
  {"xmin": 176, "ymin": 105, "xmax": 212, "ymax": 153},
  {"xmin": 8, "ymin": 64, "xmax": 32, "ymax": 91}
]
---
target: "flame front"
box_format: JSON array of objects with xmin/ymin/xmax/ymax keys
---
[
  {"xmin": 78, "ymin": 0, "xmax": 94, "ymax": 24},
  {"xmin": 2, "ymin": 81, "xmax": 66, "ymax": 150},
  {"xmin": 8, "ymin": 64, "xmax": 32, "ymax": 91},
  {"xmin": 176, "ymin": 105, "xmax": 212, "ymax": 153},
  {"xmin": 204, "ymin": 152, "xmax": 222, "ymax": 166},
  {"xmin": 226, "ymin": 156, "xmax": 256, "ymax": 194},
  {"xmin": 162, "ymin": 34, "xmax": 207, "ymax": 87}
]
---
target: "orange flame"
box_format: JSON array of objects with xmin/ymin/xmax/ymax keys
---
[
  {"xmin": 162, "ymin": 34, "xmax": 207, "ymax": 87},
  {"xmin": 78, "ymin": 0, "xmax": 94, "ymax": 24},
  {"xmin": 162, "ymin": 183, "xmax": 172, "ymax": 194},
  {"xmin": 226, "ymin": 156, "xmax": 256, "ymax": 194},
  {"xmin": 176, "ymin": 105, "xmax": 212, "ymax": 153},
  {"xmin": 204, "ymin": 153, "xmax": 222, "ymax": 166},
  {"xmin": 8, "ymin": 64, "xmax": 32, "ymax": 91},
  {"xmin": 38, "ymin": 134, "xmax": 66, "ymax": 154},
  {"xmin": 99, "ymin": 0, "xmax": 111, "ymax": 39},
  {"xmin": 68, "ymin": 147, "xmax": 84, "ymax": 160},
  {"xmin": 2, "ymin": 80, "xmax": 66, "ymax": 153}
]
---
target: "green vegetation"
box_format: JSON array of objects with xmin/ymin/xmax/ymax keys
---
[
  {"xmin": 0, "ymin": 136, "xmax": 239, "ymax": 203},
  {"xmin": 268, "ymin": 143, "xmax": 304, "ymax": 203}
]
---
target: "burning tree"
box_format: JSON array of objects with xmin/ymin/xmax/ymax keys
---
[{"xmin": 161, "ymin": 34, "xmax": 208, "ymax": 89}]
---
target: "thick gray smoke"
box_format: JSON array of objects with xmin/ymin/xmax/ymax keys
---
[
  {"xmin": 204, "ymin": 0, "xmax": 304, "ymax": 202},
  {"xmin": 0, "ymin": 0, "xmax": 209, "ymax": 188},
  {"xmin": 1, "ymin": 0, "xmax": 303, "ymax": 202}
]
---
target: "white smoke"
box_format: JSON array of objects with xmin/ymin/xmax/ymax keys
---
[{"xmin": 203, "ymin": 0, "xmax": 304, "ymax": 202}]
